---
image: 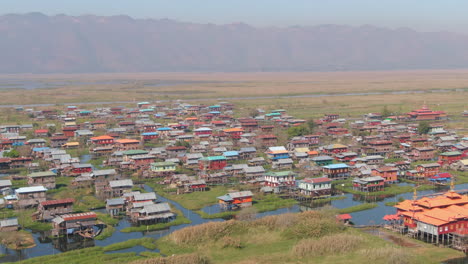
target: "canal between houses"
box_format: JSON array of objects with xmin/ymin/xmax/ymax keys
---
[{"xmin": 1, "ymin": 183, "xmax": 467, "ymax": 262}]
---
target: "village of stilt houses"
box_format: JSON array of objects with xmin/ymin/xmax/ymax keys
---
[{"xmin": 0, "ymin": 101, "xmax": 467, "ymax": 262}]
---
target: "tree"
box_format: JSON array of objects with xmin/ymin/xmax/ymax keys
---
[
  {"xmin": 16, "ymin": 146, "xmax": 30, "ymax": 157},
  {"xmin": 418, "ymin": 121, "xmax": 430, "ymax": 135},
  {"xmin": 306, "ymin": 119, "xmax": 315, "ymax": 132},
  {"xmin": 249, "ymin": 109, "xmax": 259, "ymax": 118},
  {"xmin": 175, "ymin": 140, "xmax": 191, "ymax": 149},
  {"xmin": 3, "ymin": 149, "xmax": 19, "ymax": 158},
  {"xmin": 287, "ymin": 125, "xmax": 310, "ymax": 138},
  {"xmin": 382, "ymin": 105, "xmax": 392, "ymax": 117},
  {"xmin": 48, "ymin": 126, "xmax": 56, "ymax": 136}
]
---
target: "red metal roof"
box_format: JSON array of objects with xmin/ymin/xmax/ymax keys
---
[
  {"xmin": 51, "ymin": 136, "xmax": 68, "ymax": 140},
  {"xmin": 304, "ymin": 177, "xmax": 331, "ymax": 184},
  {"xmin": 41, "ymin": 198, "xmax": 75, "ymax": 206},
  {"xmin": 258, "ymin": 134, "xmax": 277, "ymax": 139},
  {"xmin": 35, "ymin": 129, "xmax": 48, "ymax": 133},
  {"xmin": 166, "ymin": 146, "xmax": 187, "ymax": 150},
  {"xmin": 337, "ymin": 214, "xmax": 352, "ymax": 220},
  {"xmin": 62, "ymin": 212, "xmax": 97, "ymax": 221}
]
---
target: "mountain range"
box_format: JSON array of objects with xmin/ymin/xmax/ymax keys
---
[{"xmin": 1, "ymin": 13, "xmax": 468, "ymax": 73}]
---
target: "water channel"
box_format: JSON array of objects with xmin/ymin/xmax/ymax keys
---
[{"xmin": 1, "ymin": 182, "xmax": 467, "ymax": 262}]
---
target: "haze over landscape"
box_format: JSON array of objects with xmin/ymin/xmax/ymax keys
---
[
  {"xmin": 2, "ymin": 13, "xmax": 468, "ymax": 73},
  {"xmin": 1, "ymin": 2, "xmax": 468, "ymax": 264}
]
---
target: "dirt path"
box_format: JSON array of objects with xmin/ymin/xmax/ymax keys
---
[{"xmin": 363, "ymin": 228, "xmax": 420, "ymax": 248}]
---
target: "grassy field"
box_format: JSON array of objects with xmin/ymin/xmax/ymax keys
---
[
  {"xmin": 334, "ymin": 180, "xmax": 435, "ymax": 197},
  {"xmin": 197, "ymin": 194, "xmax": 298, "ymax": 219},
  {"xmin": 154, "ymin": 210, "xmax": 464, "ymax": 264},
  {"xmin": 149, "ymin": 183, "xmax": 233, "ymax": 210},
  {"xmin": 336, "ymin": 203, "xmax": 378, "ymax": 214},
  {"xmin": 1, "ymin": 71, "xmax": 467, "ymax": 136},
  {"xmin": 1, "ymin": 70, "xmax": 468, "ymax": 107},
  {"xmin": 52, "ymin": 186, "xmax": 105, "ymax": 212},
  {"xmin": 150, "ymin": 182, "xmax": 298, "ymax": 219}
]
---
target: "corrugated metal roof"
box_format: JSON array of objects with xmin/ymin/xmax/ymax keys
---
[
  {"xmin": 0, "ymin": 218, "xmax": 18, "ymax": 227},
  {"xmin": 323, "ymin": 163, "xmax": 349, "ymax": 169},
  {"xmin": 109, "ymin": 179, "xmax": 133, "ymax": 188},
  {"xmin": 139, "ymin": 203, "xmax": 171, "ymax": 214},
  {"xmin": 28, "ymin": 171, "xmax": 56, "ymax": 178},
  {"xmin": 0, "ymin": 180, "xmax": 12, "ymax": 187},
  {"xmin": 106, "ymin": 198, "xmax": 125, "ymax": 206},
  {"xmin": 15, "ymin": 186, "xmax": 48, "ymax": 193},
  {"xmin": 134, "ymin": 192, "xmax": 157, "ymax": 201},
  {"xmin": 228, "ymin": 191, "xmax": 253, "ymax": 199}
]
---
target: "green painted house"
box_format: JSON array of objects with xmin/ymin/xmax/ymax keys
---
[{"xmin": 151, "ymin": 162, "xmax": 177, "ymax": 173}]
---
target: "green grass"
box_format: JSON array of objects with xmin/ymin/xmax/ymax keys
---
[
  {"xmin": 17, "ymin": 209, "xmax": 52, "ymax": 231},
  {"xmin": 336, "ymin": 203, "xmax": 378, "ymax": 214},
  {"xmin": 102, "ymin": 237, "xmax": 158, "ymax": 252},
  {"xmin": 0, "ymin": 208, "xmax": 18, "ymax": 219},
  {"xmin": 95, "ymin": 225, "xmax": 115, "ymax": 240},
  {"xmin": 52, "ymin": 187, "xmax": 105, "ymax": 212},
  {"xmin": 4, "ymin": 246, "xmax": 143, "ymax": 264},
  {"xmin": 334, "ymin": 181, "xmax": 435, "ymax": 196},
  {"xmin": 55, "ymin": 176, "xmax": 72, "ymax": 186},
  {"xmin": 11, "ymin": 179, "xmax": 27, "ymax": 188},
  {"xmin": 138, "ymin": 251, "xmax": 161, "ymax": 258},
  {"xmin": 120, "ymin": 216, "xmax": 191, "ymax": 233},
  {"xmin": 96, "ymin": 212, "xmax": 120, "ymax": 225},
  {"xmin": 65, "ymin": 148, "xmax": 90, "ymax": 158},
  {"xmin": 449, "ymin": 170, "xmax": 468, "ymax": 184},
  {"xmin": 384, "ymin": 201, "xmax": 398, "ymax": 206},
  {"xmin": 149, "ymin": 182, "xmax": 231, "ymax": 210},
  {"xmin": 196, "ymin": 194, "xmax": 298, "ymax": 219},
  {"xmin": 89, "ymin": 156, "xmax": 106, "ymax": 167},
  {"xmin": 253, "ymin": 194, "xmax": 297, "ymax": 213},
  {"xmin": 307, "ymin": 196, "xmax": 347, "ymax": 205},
  {"xmin": 94, "ymin": 212, "xmax": 120, "ymax": 240}
]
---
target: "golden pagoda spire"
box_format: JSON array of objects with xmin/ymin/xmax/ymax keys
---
[
  {"xmin": 450, "ymin": 175, "xmax": 455, "ymax": 191},
  {"xmin": 413, "ymin": 187, "xmax": 418, "ymax": 201}
]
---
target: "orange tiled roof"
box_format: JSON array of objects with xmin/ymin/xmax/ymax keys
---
[
  {"xmin": 395, "ymin": 200, "xmax": 421, "ymax": 212},
  {"xmin": 116, "ymin": 139, "xmax": 140, "ymax": 144},
  {"xmin": 224, "ymin": 128, "xmax": 244, "ymax": 133},
  {"xmin": 416, "ymin": 192, "xmax": 468, "ymax": 209},
  {"xmin": 91, "ymin": 135, "xmax": 114, "ymax": 141}
]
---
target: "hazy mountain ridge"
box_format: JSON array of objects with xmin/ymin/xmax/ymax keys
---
[{"xmin": 1, "ymin": 13, "xmax": 468, "ymax": 73}]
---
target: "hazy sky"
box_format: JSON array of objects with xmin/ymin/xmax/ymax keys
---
[{"xmin": 3, "ymin": 0, "xmax": 468, "ymax": 32}]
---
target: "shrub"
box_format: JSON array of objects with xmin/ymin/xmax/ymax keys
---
[
  {"xmin": 220, "ymin": 236, "xmax": 244, "ymax": 249},
  {"xmin": 282, "ymin": 211, "xmax": 344, "ymax": 239},
  {"xmin": 168, "ymin": 220, "xmax": 244, "ymax": 245}
]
